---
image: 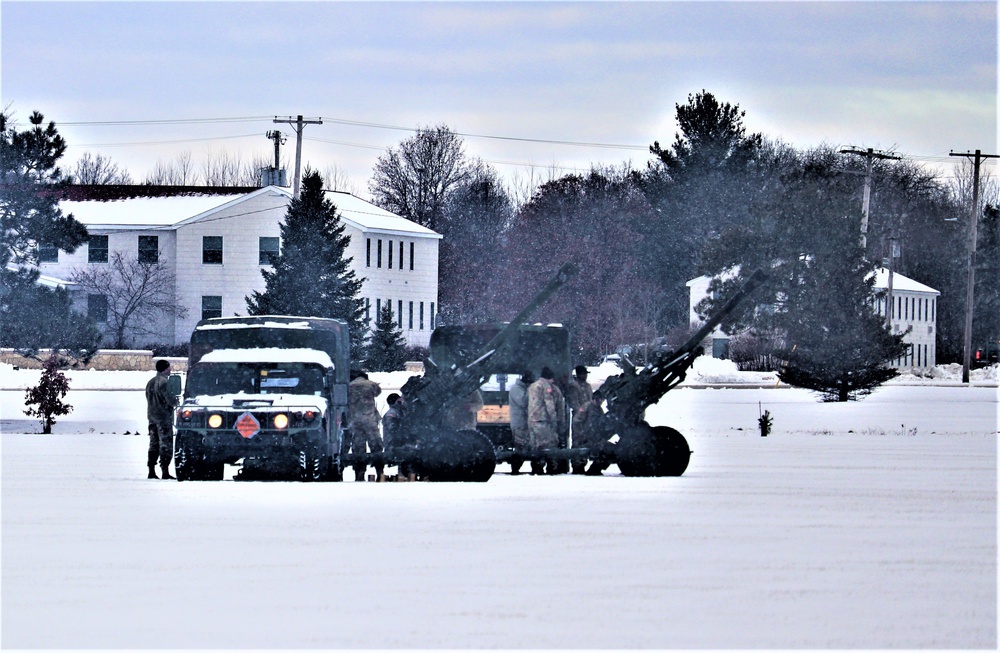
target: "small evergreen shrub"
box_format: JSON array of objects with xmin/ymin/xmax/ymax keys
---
[{"xmin": 23, "ymin": 353, "xmax": 73, "ymax": 434}]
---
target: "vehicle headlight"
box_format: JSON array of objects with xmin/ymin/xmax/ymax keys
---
[
  {"xmin": 207, "ymin": 413, "xmax": 224, "ymax": 429},
  {"xmin": 273, "ymin": 413, "xmax": 289, "ymax": 430}
]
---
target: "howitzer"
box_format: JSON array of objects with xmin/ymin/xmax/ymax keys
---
[
  {"xmin": 592, "ymin": 268, "xmax": 769, "ymax": 476},
  {"xmin": 375, "ymin": 262, "xmax": 578, "ymax": 482}
]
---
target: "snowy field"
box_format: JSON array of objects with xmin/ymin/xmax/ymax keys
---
[{"xmin": 1, "ymin": 360, "xmax": 997, "ymax": 649}]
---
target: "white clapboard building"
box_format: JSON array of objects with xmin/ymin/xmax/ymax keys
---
[
  {"xmin": 687, "ymin": 268, "xmax": 940, "ymax": 369},
  {"xmin": 37, "ymin": 185, "xmax": 441, "ymax": 349}
]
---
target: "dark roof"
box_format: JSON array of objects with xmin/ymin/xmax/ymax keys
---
[{"xmin": 57, "ymin": 185, "xmax": 261, "ymax": 201}]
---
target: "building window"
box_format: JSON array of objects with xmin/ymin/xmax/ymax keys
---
[
  {"xmin": 37, "ymin": 243, "xmax": 58, "ymax": 263},
  {"xmin": 377, "ymin": 239, "xmax": 383, "ymax": 268},
  {"xmin": 87, "ymin": 294, "xmax": 108, "ymax": 323},
  {"xmin": 388, "ymin": 240, "xmax": 393, "ymax": 268},
  {"xmin": 399, "ymin": 241, "xmax": 404, "ymax": 270},
  {"xmin": 431, "ymin": 302, "xmax": 435, "ymax": 330},
  {"xmin": 88, "ymin": 235, "xmax": 108, "ymax": 263},
  {"xmin": 410, "ymin": 242, "xmax": 415, "ymax": 270},
  {"xmin": 419, "ymin": 301, "xmax": 424, "ymax": 330},
  {"xmin": 138, "ymin": 235, "xmax": 158, "ymax": 263},
  {"xmin": 365, "ymin": 298, "xmax": 371, "ymax": 322},
  {"xmin": 259, "ymin": 237, "xmax": 279, "ymax": 265},
  {"xmin": 398, "ymin": 300, "xmax": 403, "ymax": 328},
  {"xmin": 408, "ymin": 301, "xmax": 413, "ymax": 329},
  {"xmin": 376, "ymin": 298, "xmax": 381, "ymax": 319},
  {"xmin": 203, "ymin": 236, "xmax": 223, "ymax": 265},
  {"xmin": 366, "ymin": 238, "xmax": 371, "ymax": 268},
  {"xmin": 201, "ymin": 296, "xmax": 222, "ymax": 320}
]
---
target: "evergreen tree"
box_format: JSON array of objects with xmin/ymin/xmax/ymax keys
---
[
  {"xmin": 365, "ymin": 304, "xmax": 408, "ymax": 372},
  {"xmin": 641, "ymin": 90, "xmax": 768, "ymax": 329},
  {"xmin": 973, "ymin": 204, "xmax": 999, "ymax": 348},
  {"xmin": 699, "ymin": 153, "xmax": 907, "ymax": 401},
  {"xmin": 246, "ymin": 171, "xmax": 367, "ymax": 361},
  {"xmin": 0, "ymin": 110, "xmax": 100, "ymax": 362},
  {"xmin": 1, "ymin": 110, "xmax": 88, "ymax": 266},
  {"xmin": 23, "ymin": 353, "xmax": 73, "ymax": 434}
]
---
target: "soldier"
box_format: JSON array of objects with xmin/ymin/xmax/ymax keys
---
[
  {"xmin": 507, "ymin": 369, "xmax": 533, "ymax": 475},
  {"xmin": 578, "ymin": 389, "xmax": 614, "ymax": 475},
  {"xmin": 527, "ymin": 366, "xmax": 566, "ymax": 475},
  {"xmin": 348, "ymin": 371, "xmax": 383, "ymax": 481},
  {"xmin": 381, "ymin": 392, "xmax": 404, "ymax": 449},
  {"xmin": 145, "ymin": 359, "xmax": 178, "ymax": 479},
  {"xmin": 565, "ymin": 365, "xmax": 594, "ymax": 474}
]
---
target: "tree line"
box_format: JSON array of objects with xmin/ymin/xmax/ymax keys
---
[{"xmin": 3, "ymin": 93, "xmax": 997, "ymax": 399}]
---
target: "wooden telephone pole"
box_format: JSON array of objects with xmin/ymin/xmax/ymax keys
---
[
  {"xmin": 272, "ymin": 115, "xmax": 323, "ymax": 198},
  {"xmin": 949, "ymin": 149, "xmax": 999, "ymax": 383},
  {"xmin": 839, "ymin": 147, "xmax": 901, "ymax": 251}
]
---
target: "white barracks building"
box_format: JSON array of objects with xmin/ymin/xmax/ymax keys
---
[{"xmin": 39, "ymin": 185, "xmax": 441, "ymax": 349}]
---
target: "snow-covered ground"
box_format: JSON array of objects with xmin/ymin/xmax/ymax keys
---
[{"xmin": 1, "ymin": 359, "xmax": 997, "ymax": 648}]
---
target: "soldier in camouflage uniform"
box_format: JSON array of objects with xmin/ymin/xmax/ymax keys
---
[
  {"xmin": 348, "ymin": 371, "xmax": 383, "ymax": 481},
  {"xmin": 507, "ymin": 369, "xmax": 533, "ymax": 474},
  {"xmin": 527, "ymin": 366, "xmax": 566, "ymax": 475},
  {"xmin": 145, "ymin": 359, "xmax": 178, "ymax": 479},
  {"xmin": 564, "ymin": 365, "xmax": 594, "ymax": 474}
]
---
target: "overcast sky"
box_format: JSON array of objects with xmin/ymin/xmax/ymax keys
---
[{"xmin": 2, "ymin": 1, "xmax": 996, "ymax": 194}]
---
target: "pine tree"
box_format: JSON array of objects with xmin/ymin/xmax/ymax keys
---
[
  {"xmin": 365, "ymin": 304, "xmax": 408, "ymax": 372},
  {"xmin": 23, "ymin": 353, "xmax": 73, "ymax": 434},
  {"xmin": 246, "ymin": 171, "xmax": 367, "ymax": 361},
  {"xmin": 699, "ymin": 150, "xmax": 907, "ymax": 401},
  {"xmin": 1, "ymin": 110, "xmax": 100, "ymax": 362}
]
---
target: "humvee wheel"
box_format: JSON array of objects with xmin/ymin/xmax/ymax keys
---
[
  {"xmin": 617, "ymin": 423, "xmax": 691, "ymax": 477},
  {"xmin": 175, "ymin": 434, "xmax": 203, "ymax": 481},
  {"xmin": 418, "ymin": 429, "xmax": 496, "ymax": 482},
  {"xmin": 300, "ymin": 447, "xmax": 330, "ymax": 482}
]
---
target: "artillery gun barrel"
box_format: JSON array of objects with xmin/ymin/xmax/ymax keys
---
[
  {"xmin": 600, "ymin": 268, "xmax": 768, "ymax": 424},
  {"xmin": 672, "ymin": 268, "xmax": 770, "ymax": 360}
]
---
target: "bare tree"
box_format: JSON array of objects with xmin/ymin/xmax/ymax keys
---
[
  {"xmin": 950, "ymin": 157, "xmax": 998, "ymax": 215},
  {"xmin": 70, "ymin": 251, "xmax": 187, "ymax": 348},
  {"xmin": 71, "ymin": 152, "xmax": 134, "ymax": 184},
  {"xmin": 368, "ymin": 124, "xmax": 470, "ymax": 231},
  {"xmin": 144, "ymin": 151, "xmax": 194, "ymax": 185},
  {"xmin": 322, "ymin": 163, "xmax": 362, "ymax": 195}
]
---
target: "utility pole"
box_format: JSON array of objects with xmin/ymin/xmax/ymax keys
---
[
  {"xmin": 839, "ymin": 147, "xmax": 901, "ymax": 252},
  {"xmin": 265, "ymin": 130, "xmax": 285, "ymax": 170},
  {"xmin": 949, "ymin": 149, "xmax": 999, "ymax": 383},
  {"xmin": 273, "ymin": 115, "xmax": 323, "ymax": 199}
]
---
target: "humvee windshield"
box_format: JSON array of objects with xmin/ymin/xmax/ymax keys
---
[{"xmin": 185, "ymin": 362, "xmax": 326, "ymax": 398}]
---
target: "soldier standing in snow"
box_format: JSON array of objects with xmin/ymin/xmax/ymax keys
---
[
  {"xmin": 381, "ymin": 393, "xmax": 403, "ymax": 449},
  {"xmin": 507, "ymin": 369, "xmax": 533, "ymax": 475},
  {"xmin": 565, "ymin": 365, "xmax": 594, "ymax": 474},
  {"xmin": 145, "ymin": 359, "xmax": 178, "ymax": 479},
  {"xmin": 527, "ymin": 366, "xmax": 566, "ymax": 475},
  {"xmin": 348, "ymin": 371, "xmax": 383, "ymax": 481}
]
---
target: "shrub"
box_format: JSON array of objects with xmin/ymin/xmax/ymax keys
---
[{"xmin": 24, "ymin": 353, "xmax": 73, "ymax": 434}]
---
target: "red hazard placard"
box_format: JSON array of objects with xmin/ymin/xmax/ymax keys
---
[{"xmin": 235, "ymin": 412, "xmax": 260, "ymax": 439}]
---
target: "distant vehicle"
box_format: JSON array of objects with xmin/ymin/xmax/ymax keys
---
[
  {"xmin": 600, "ymin": 353, "xmax": 623, "ymax": 366},
  {"xmin": 972, "ymin": 340, "xmax": 999, "ymax": 368}
]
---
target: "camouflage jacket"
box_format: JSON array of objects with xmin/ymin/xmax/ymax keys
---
[
  {"xmin": 527, "ymin": 377, "xmax": 566, "ymax": 431},
  {"xmin": 565, "ymin": 377, "xmax": 593, "ymax": 412},
  {"xmin": 348, "ymin": 377, "xmax": 382, "ymax": 427},
  {"xmin": 145, "ymin": 372, "xmax": 178, "ymax": 422}
]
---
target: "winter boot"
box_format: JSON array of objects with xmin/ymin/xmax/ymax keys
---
[
  {"xmin": 354, "ymin": 467, "xmax": 366, "ymax": 482},
  {"xmin": 572, "ymin": 460, "xmax": 587, "ymax": 475},
  {"xmin": 530, "ymin": 462, "xmax": 545, "ymax": 476},
  {"xmin": 160, "ymin": 464, "xmax": 175, "ymax": 480},
  {"xmin": 374, "ymin": 465, "xmax": 385, "ymax": 482},
  {"xmin": 147, "ymin": 464, "xmax": 159, "ymax": 479}
]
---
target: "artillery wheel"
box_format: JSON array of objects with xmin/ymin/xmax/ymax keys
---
[
  {"xmin": 617, "ymin": 424, "xmax": 691, "ymax": 477},
  {"xmin": 418, "ymin": 429, "xmax": 496, "ymax": 482}
]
